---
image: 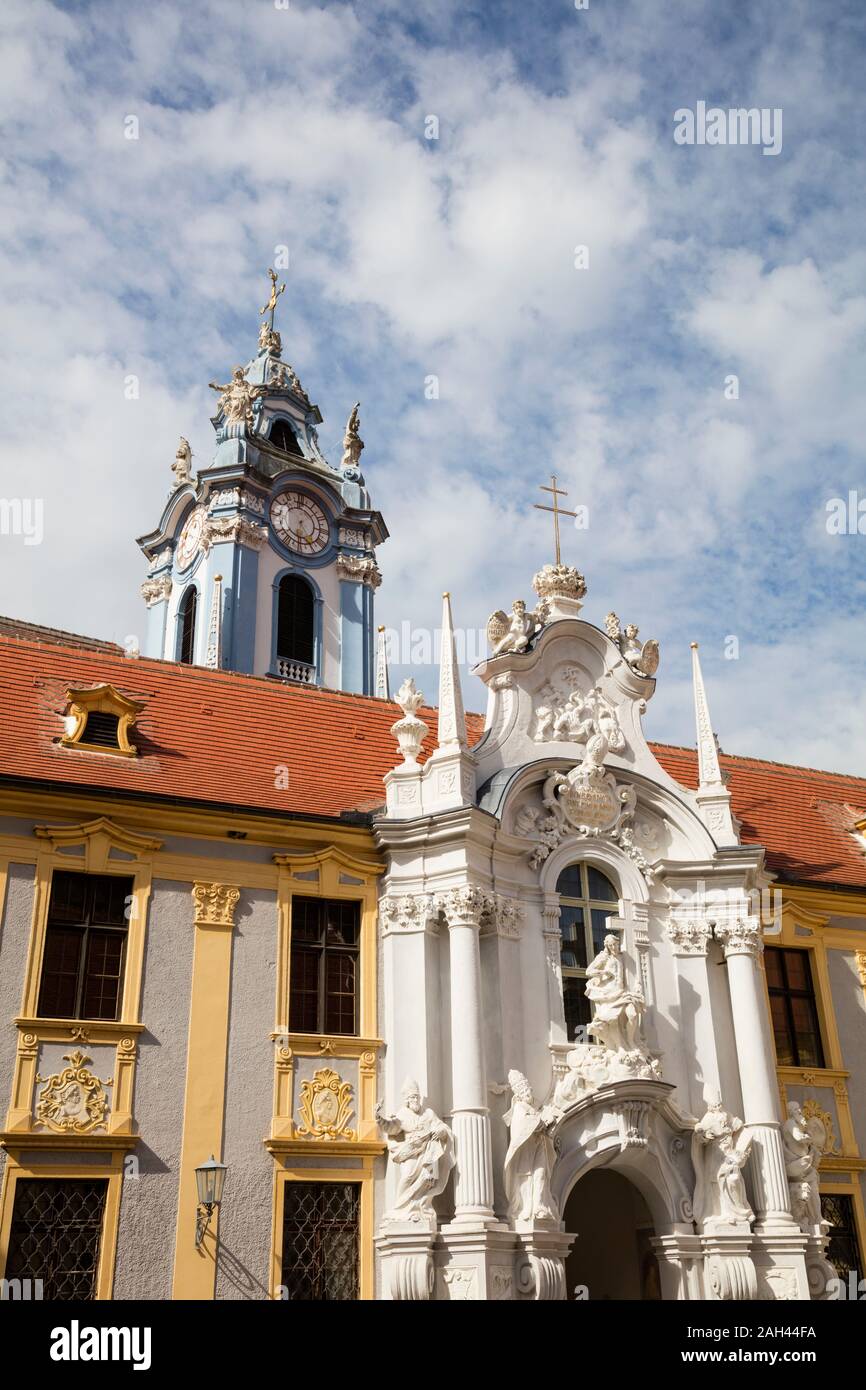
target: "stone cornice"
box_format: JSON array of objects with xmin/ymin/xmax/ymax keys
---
[{"xmin": 336, "ymin": 554, "xmax": 382, "ymax": 588}]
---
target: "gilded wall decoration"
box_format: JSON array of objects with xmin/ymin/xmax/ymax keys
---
[
  {"xmin": 297, "ymin": 1066, "xmax": 355, "ymax": 1140},
  {"xmin": 35, "ymin": 1050, "xmax": 112, "ymax": 1135},
  {"xmin": 192, "ymin": 882, "xmax": 241, "ymax": 927},
  {"xmin": 800, "ymin": 1098, "xmax": 840, "ymax": 1156}
]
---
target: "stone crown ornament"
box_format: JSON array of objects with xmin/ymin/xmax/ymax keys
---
[{"xmin": 532, "ymin": 563, "xmax": 586, "ymax": 603}]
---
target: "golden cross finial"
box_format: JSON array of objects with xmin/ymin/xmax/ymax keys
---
[
  {"xmin": 260, "ymin": 267, "xmax": 286, "ymax": 329},
  {"xmin": 533, "ymin": 474, "xmax": 577, "ymax": 566}
]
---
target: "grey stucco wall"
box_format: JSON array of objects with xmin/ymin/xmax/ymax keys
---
[
  {"xmin": 215, "ymin": 887, "xmax": 277, "ymax": 1300},
  {"xmin": 0, "ymin": 863, "xmax": 37, "ymax": 1192},
  {"xmin": 827, "ymin": 947, "xmax": 866, "ymax": 1157},
  {"xmin": 113, "ymin": 880, "xmax": 194, "ymax": 1300}
]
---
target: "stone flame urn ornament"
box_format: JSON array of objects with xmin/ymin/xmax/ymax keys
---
[{"xmin": 390, "ymin": 678, "xmax": 428, "ymax": 766}]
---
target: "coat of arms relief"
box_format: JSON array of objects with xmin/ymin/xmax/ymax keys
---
[
  {"xmin": 35, "ymin": 1049, "xmax": 112, "ymax": 1135},
  {"xmin": 531, "ymin": 666, "xmax": 626, "ymax": 753}
]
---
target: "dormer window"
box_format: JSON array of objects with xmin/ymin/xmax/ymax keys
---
[
  {"xmin": 61, "ymin": 685, "xmax": 143, "ymax": 758},
  {"xmin": 269, "ymin": 419, "xmax": 299, "ymax": 455}
]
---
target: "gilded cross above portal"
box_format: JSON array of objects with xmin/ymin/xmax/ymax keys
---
[
  {"xmin": 260, "ymin": 267, "xmax": 286, "ymax": 329},
  {"xmin": 533, "ymin": 474, "xmax": 577, "ymax": 566}
]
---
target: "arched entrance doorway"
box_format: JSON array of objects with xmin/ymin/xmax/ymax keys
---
[{"xmin": 564, "ymin": 1169, "xmax": 661, "ymax": 1300}]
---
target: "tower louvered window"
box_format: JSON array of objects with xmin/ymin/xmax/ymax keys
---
[
  {"xmin": 277, "ymin": 575, "xmax": 314, "ymax": 666},
  {"xmin": 178, "ymin": 587, "xmax": 197, "ymax": 665},
  {"xmin": 270, "ymin": 419, "xmax": 299, "ymax": 454}
]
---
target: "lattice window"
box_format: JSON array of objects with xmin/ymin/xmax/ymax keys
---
[
  {"xmin": 821, "ymin": 1193, "xmax": 863, "ymax": 1282},
  {"xmin": 281, "ymin": 1182, "xmax": 360, "ymax": 1300},
  {"xmin": 4, "ymin": 1179, "xmax": 107, "ymax": 1300}
]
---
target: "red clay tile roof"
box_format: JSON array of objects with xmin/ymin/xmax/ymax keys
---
[
  {"xmin": 1, "ymin": 627, "xmax": 865, "ymax": 891},
  {"xmin": 651, "ymin": 744, "xmax": 866, "ymax": 890}
]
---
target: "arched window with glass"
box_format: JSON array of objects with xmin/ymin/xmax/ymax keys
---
[{"xmin": 556, "ymin": 862, "xmax": 619, "ymax": 1041}]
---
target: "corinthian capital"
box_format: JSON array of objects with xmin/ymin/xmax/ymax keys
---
[
  {"xmin": 436, "ymin": 885, "xmax": 495, "ymax": 930},
  {"xmin": 714, "ymin": 916, "xmax": 763, "ymax": 959},
  {"xmin": 379, "ymin": 893, "xmax": 436, "ymax": 936},
  {"xmin": 664, "ymin": 917, "xmax": 712, "ymax": 957}
]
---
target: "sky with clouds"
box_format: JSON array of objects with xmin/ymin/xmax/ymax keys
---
[{"xmin": 1, "ymin": 0, "xmax": 865, "ymax": 775}]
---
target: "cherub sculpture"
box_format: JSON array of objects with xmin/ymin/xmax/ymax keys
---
[
  {"xmin": 208, "ymin": 366, "xmax": 267, "ymax": 428},
  {"xmin": 487, "ymin": 598, "xmax": 548, "ymax": 656},
  {"xmin": 258, "ymin": 321, "xmax": 282, "ymax": 356},
  {"xmin": 605, "ymin": 612, "xmax": 660, "ymax": 678}
]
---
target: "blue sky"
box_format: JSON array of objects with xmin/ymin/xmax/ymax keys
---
[{"xmin": 2, "ymin": 0, "xmax": 865, "ymax": 773}]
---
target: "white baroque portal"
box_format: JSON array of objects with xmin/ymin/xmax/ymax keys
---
[{"xmin": 373, "ymin": 583, "xmax": 820, "ymax": 1302}]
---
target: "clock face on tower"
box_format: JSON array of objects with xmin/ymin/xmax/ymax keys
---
[
  {"xmin": 176, "ymin": 506, "xmax": 205, "ymax": 569},
  {"xmin": 270, "ymin": 490, "xmax": 330, "ymax": 555}
]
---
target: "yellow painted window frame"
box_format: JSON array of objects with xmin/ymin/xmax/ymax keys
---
[
  {"xmin": 269, "ymin": 1159, "xmax": 376, "ymax": 1301},
  {"xmin": 273, "ymin": 847, "xmax": 383, "ymax": 1042},
  {"xmin": 0, "ymin": 1150, "xmax": 126, "ymax": 1300},
  {"xmin": 19, "ymin": 817, "xmax": 160, "ymax": 1028},
  {"xmin": 60, "ymin": 684, "xmax": 144, "ymax": 759}
]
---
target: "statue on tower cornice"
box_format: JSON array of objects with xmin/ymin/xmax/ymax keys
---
[
  {"xmin": 171, "ymin": 437, "xmax": 193, "ymax": 489},
  {"xmin": 208, "ymin": 366, "xmax": 267, "ymax": 428},
  {"xmin": 258, "ymin": 321, "xmax": 282, "ymax": 356},
  {"xmin": 341, "ymin": 402, "xmax": 364, "ymax": 472}
]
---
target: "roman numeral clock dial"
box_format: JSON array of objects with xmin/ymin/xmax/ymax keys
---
[{"xmin": 270, "ymin": 491, "xmax": 330, "ymax": 555}]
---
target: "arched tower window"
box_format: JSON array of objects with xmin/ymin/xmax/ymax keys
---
[
  {"xmin": 269, "ymin": 419, "xmax": 299, "ymax": 455},
  {"xmin": 277, "ymin": 574, "xmax": 315, "ymax": 670},
  {"xmin": 178, "ymin": 587, "xmax": 197, "ymax": 665},
  {"xmin": 556, "ymin": 863, "xmax": 619, "ymax": 1041}
]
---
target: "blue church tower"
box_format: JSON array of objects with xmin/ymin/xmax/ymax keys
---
[{"xmin": 137, "ymin": 272, "xmax": 387, "ymax": 695}]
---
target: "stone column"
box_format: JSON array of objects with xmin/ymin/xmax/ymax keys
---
[
  {"xmin": 440, "ymin": 886, "xmax": 496, "ymax": 1222},
  {"xmin": 715, "ymin": 916, "xmax": 794, "ymax": 1227},
  {"xmin": 665, "ymin": 915, "xmax": 720, "ymax": 1117},
  {"xmin": 542, "ymin": 898, "xmax": 567, "ymax": 1047}
]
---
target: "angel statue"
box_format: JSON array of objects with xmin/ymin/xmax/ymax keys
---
[
  {"xmin": 208, "ymin": 366, "xmax": 267, "ymax": 428},
  {"xmin": 783, "ymin": 1102, "xmax": 829, "ymax": 1234},
  {"xmin": 487, "ymin": 598, "xmax": 548, "ymax": 656},
  {"xmin": 376, "ymin": 1079, "xmax": 454, "ymax": 1221},
  {"xmin": 605, "ymin": 612, "xmax": 660, "ymax": 678},
  {"xmin": 341, "ymin": 403, "xmax": 364, "ymax": 471},
  {"xmin": 258, "ymin": 321, "xmax": 282, "ymax": 356},
  {"xmin": 171, "ymin": 437, "xmax": 193, "ymax": 489}
]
